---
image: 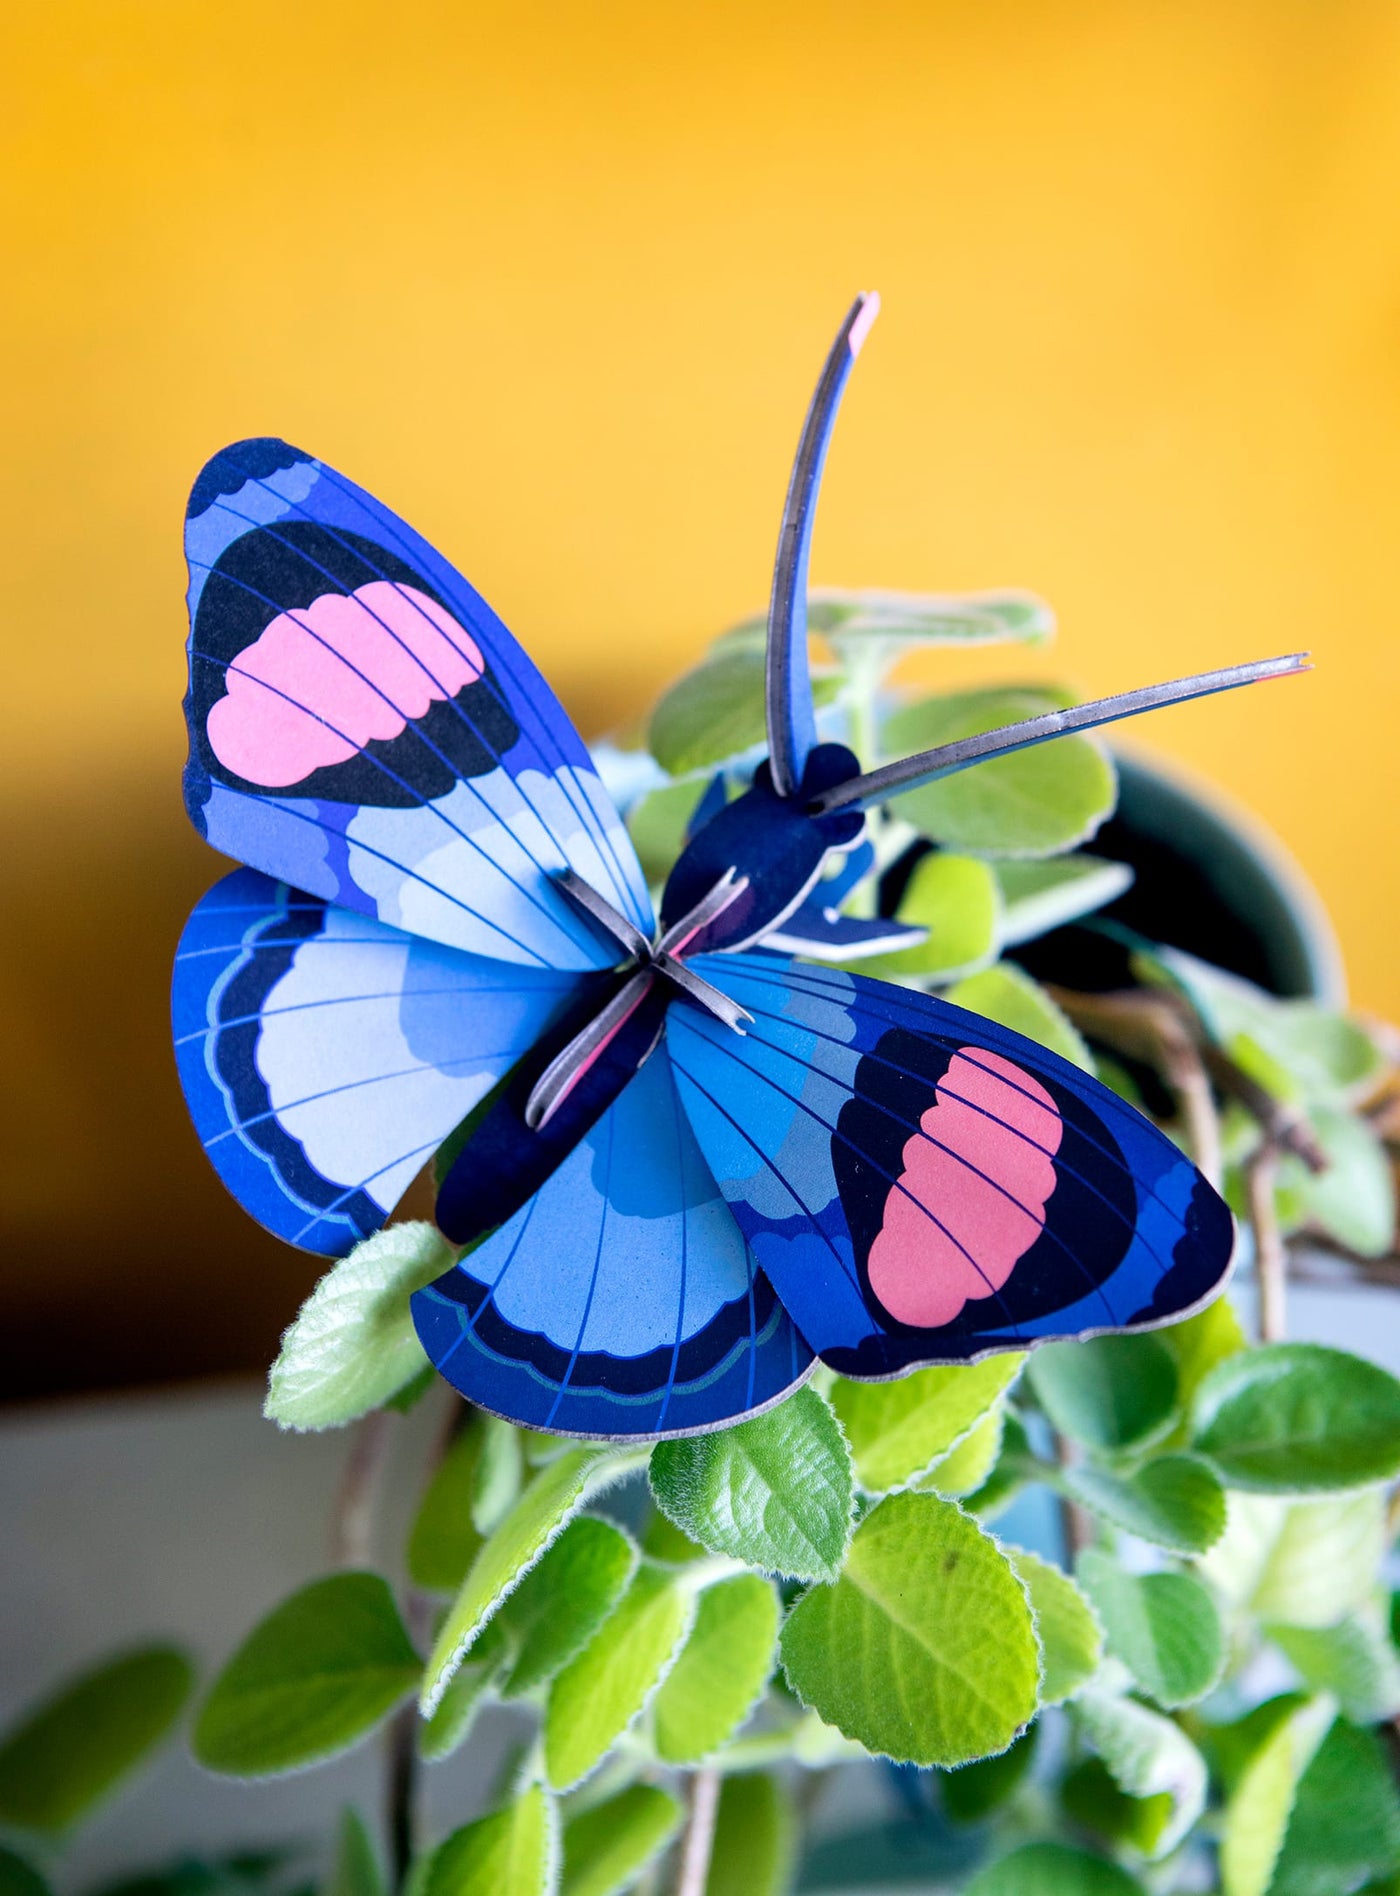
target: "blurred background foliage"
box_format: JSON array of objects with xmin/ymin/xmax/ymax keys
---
[{"xmin": 4, "ymin": 0, "xmax": 1400, "ymax": 1401}]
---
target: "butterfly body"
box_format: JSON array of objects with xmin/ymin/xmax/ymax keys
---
[{"xmin": 172, "ymin": 301, "xmax": 1303, "ymax": 1437}]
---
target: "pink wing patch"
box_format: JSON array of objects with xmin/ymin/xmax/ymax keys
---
[
  {"xmin": 206, "ymin": 582, "xmax": 485, "ymax": 787},
  {"xmin": 867, "ymin": 1049, "xmax": 1063, "ymax": 1329}
]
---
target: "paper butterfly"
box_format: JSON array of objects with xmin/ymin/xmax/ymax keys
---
[{"xmin": 174, "ymin": 295, "xmax": 1305, "ymax": 1439}]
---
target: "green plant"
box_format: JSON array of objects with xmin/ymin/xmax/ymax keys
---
[{"xmin": 7, "ymin": 592, "xmax": 1400, "ymax": 1896}]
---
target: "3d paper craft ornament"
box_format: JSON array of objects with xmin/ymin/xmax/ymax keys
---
[{"xmin": 174, "ymin": 295, "xmax": 1307, "ymax": 1439}]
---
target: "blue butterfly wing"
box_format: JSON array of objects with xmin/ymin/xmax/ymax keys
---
[
  {"xmin": 173, "ymin": 868, "xmax": 582, "ymax": 1256},
  {"xmin": 668, "ymin": 954, "xmax": 1235, "ymax": 1377},
  {"xmin": 184, "ymin": 439, "xmax": 652, "ymax": 971},
  {"xmin": 412, "ymin": 1045, "xmax": 815, "ymax": 1437}
]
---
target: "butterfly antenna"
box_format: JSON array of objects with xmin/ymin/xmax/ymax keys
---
[
  {"xmin": 766, "ymin": 292, "xmax": 881, "ymax": 799},
  {"xmin": 808, "ymin": 652, "xmax": 1312, "ymax": 815}
]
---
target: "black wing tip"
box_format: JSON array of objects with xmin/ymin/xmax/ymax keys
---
[{"xmin": 187, "ymin": 437, "xmax": 311, "ymax": 520}]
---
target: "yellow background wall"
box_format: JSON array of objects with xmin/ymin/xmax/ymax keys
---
[{"xmin": 3, "ymin": 2, "xmax": 1398, "ymax": 1389}]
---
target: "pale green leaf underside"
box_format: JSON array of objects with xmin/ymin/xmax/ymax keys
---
[
  {"xmin": 1027, "ymin": 1333, "xmax": 1179, "ymax": 1452},
  {"xmin": 831, "ymin": 1355, "xmax": 1024, "ymax": 1494},
  {"xmin": 1077, "ymin": 1552, "xmax": 1225, "ymax": 1709},
  {"xmin": 265, "ymin": 1223, "xmax": 453, "ymax": 1431},
  {"xmin": 1062, "ymin": 1454, "xmax": 1226, "ymax": 1555},
  {"xmin": 1075, "ymin": 1689, "xmax": 1208, "ymax": 1857},
  {"xmin": 1006, "ymin": 1546, "xmax": 1102, "ymax": 1707}
]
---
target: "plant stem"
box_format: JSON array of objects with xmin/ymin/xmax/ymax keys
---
[
  {"xmin": 330, "ymin": 1407, "xmax": 394, "ymax": 1568},
  {"xmin": 674, "ymin": 1766, "xmax": 722, "ymax": 1896},
  {"xmin": 386, "ymin": 1700, "xmax": 418, "ymax": 1888},
  {"xmin": 1245, "ymin": 1144, "xmax": 1287, "ymax": 1343}
]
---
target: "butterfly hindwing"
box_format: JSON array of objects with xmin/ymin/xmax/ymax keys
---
[
  {"xmin": 412, "ymin": 1045, "xmax": 815, "ymax": 1437},
  {"xmin": 183, "ymin": 439, "xmax": 652, "ymax": 970},
  {"xmin": 667, "ymin": 954, "xmax": 1234, "ymax": 1378},
  {"xmin": 173, "ymin": 868, "xmax": 582, "ymax": 1255}
]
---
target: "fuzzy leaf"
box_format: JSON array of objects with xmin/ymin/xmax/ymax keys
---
[
  {"xmin": 921, "ymin": 1409, "xmax": 1005, "ymax": 1498},
  {"xmin": 1062, "ymin": 1454, "xmax": 1226, "ymax": 1555},
  {"xmin": 560, "ymin": 1785, "xmax": 682, "ymax": 1896},
  {"xmin": 1220, "ymin": 1696, "xmax": 1334, "ymax": 1896},
  {"xmin": 1006, "ymin": 1547, "xmax": 1102, "ymax": 1706},
  {"xmin": 1075, "ymin": 1689, "xmax": 1208, "ymax": 1857},
  {"xmin": 832, "ymin": 1356, "xmax": 1024, "ymax": 1494},
  {"xmin": 780, "ymin": 1491, "xmax": 1039, "ymax": 1766},
  {"xmin": 1272, "ymin": 1717, "xmax": 1400, "ymax": 1896},
  {"xmin": 328, "ymin": 1809, "xmax": 387, "ymax": 1896},
  {"xmin": 967, "ymin": 1843, "xmax": 1147, "ymax": 1895},
  {"xmin": 705, "ymin": 1773, "xmax": 795, "ymax": 1896},
  {"xmin": 942, "ymin": 1725, "xmax": 1039, "ymax": 1823},
  {"xmin": 810, "ymin": 586, "xmax": 1055, "ymax": 654},
  {"xmin": 1268, "ymin": 1608, "xmax": 1400, "ymax": 1723},
  {"xmin": 648, "ymin": 648, "xmax": 837, "ymax": 775},
  {"xmin": 650, "ymin": 1388, "xmax": 853, "ymax": 1582},
  {"xmin": 857, "ymin": 853, "xmax": 1000, "ymax": 981},
  {"xmin": 653, "ymin": 1574, "xmax": 779, "ymax": 1764},
  {"xmin": 995, "ymin": 856, "xmax": 1134, "ymax": 948},
  {"xmin": 193, "ymin": 1575, "xmax": 418, "ymax": 1776},
  {"xmin": 407, "ymin": 1415, "xmax": 490, "ymax": 1593},
  {"xmin": 1158, "ymin": 1299, "xmax": 1247, "ymax": 1430},
  {"xmin": 545, "ymin": 1564, "xmax": 694, "ymax": 1790},
  {"xmin": 1192, "ymin": 1344, "xmax": 1400, "ymax": 1492},
  {"xmin": 1061, "ymin": 1757, "xmax": 1175, "ymax": 1858},
  {"xmin": 497, "ymin": 1516, "xmax": 638, "ymax": 1698},
  {"xmin": 943, "ymin": 964, "xmax": 1093, "ymax": 1070},
  {"xmin": 1284, "ymin": 1106, "xmax": 1395, "ymax": 1258},
  {"xmin": 265, "ymin": 1225, "xmax": 452, "ymax": 1430},
  {"xmin": 1077, "ymin": 1553, "xmax": 1224, "ymax": 1708},
  {"xmin": 1200, "ymin": 1488, "xmax": 1386, "ymax": 1629},
  {"xmin": 0, "ymin": 1646, "xmax": 192, "ymax": 1833},
  {"xmin": 885, "ymin": 686, "xmax": 1116, "ymax": 859},
  {"xmin": 0, "ymin": 1853, "xmax": 49, "ymax": 1896},
  {"xmin": 626, "ymin": 777, "xmax": 710, "ymax": 882},
  {"xmin": 417, "ymin": 1619, "xmax": 507, "ymax": 1763},
  {"xmin": 1027, "ymin": 1334, "xmax": 1178, "ymax": 1452},
  {"xmin": 422, "ymin": 1447, "xmax": 632, "ymax": 1715},
  {"xmin": 424, "ymin": 1785, "xmax": 558, "ymax": 1896}
]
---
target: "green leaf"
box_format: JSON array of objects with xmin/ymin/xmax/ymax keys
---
[
  {"xmin": 423, "ymin": 1447, "xmax": 632, "ymax": 1715},
  {"xmin": 1268, "ymin": 1605, "xmax": 1400, "ymax": 1722},
  {"xmin": 544, "ymin": 1564, "xmax": 694, "ymax": 1790},
  {"xmin": 965, "ymin": 1408, "xmax": 1035, "ymax": 1521},
  {"xmin": 995, "ymin": 856, "xmax": 1134, "ymax": 949},
  {"xmin": 1005, "ymin": 1546, "xmax": 1102, "ymax": 1706},
  {"xmin": 654, "ymin": 1575, "xmax": 780, "ymax": 1763},
  {"xmin": 650, "ymin": 1387, "xmax": 853, "ymax": 1582},
  {"xmin": 1191, "ymin": 1343, "xmax": 1400, "ymax": 1492},
  {"xmin": 418, "ymin": 1618, "xmax": 507, "ymax": 1763},
  {"xmin": 1027, "ymin": 1333, "xmax": 1178, "ymax": 1452},
  {"xmin": 831, "ymin": 1355, "xmax": 1024, "ymax": 1493},
  {"xmin": 1076, "ymin": 1552, "xmax": 1224, "ymax": 1709},
  {"xmin": 648, "ymin": 648, "xmax": 837, "ymax": 775},
  {"xmin": 1061, "ymin": 1757, "xmax": 1175, "ymax": 1858},
  {"xmin": 626, "ymin": 776, "xmax": 710, "ymax": 882},
  {"xmin": 497, "ymin": 1515, "xmax": 638, "ymax": 1698},
  {"xmin": 194, "ymin": 1575, "xmax": 418, "ymax": 1777},
  {"xmin": 1074, "ymin": 1689, "xmax": 1207, "ymax": 1857},
  {"xmin": 265, "ymin": 1224, "xmax": 453, "ymax": 1429},
  {"xmin": 0, "ymin": 1645, "xmax": 192, "ymax": 1833},
  {"xmin": 920, "ymin": 1409, "xmax": 1005, "ymax": 1498},
  {"xmin": 1200, "ymin": 1488, "xmax": 1386, "ymax": 1628},
  {"xmin": 0, "ymin": 1851, "xmax": 50, "ymax": 1896},
  {"xmin": 779, "ymin": 1491, "xmax": 1039, "ymax": 1766},
  {"xmin": 856, "ymin": 853, "xmax": 1000, "ymax": 982},
  {"xmin": 560, "ymin": 1785, "xmax": 682, "ymax": 1896},
  {"xmin": 809, "ymin": 586, "xmax": 1056, "ymax": 655},
  {"xmin": 1283, "ymin": 1105, "xmax": 1395, "ymax": 1258},
  {"xmin": 1061, "ymin": 1453, "xmax": 1226, "ymax": 1555},
  {"xmin": 884, "ymin": 686, "xmax": 1116, "ymax": 859},
  {"xmin": 943, "ymin": 964, "xmax": 1094, "ymax": 1070},
  {"xmin": 967, "ymin": 1842, "xmax": 1147, "ymax": 1895},
  {"xmin": 424, "ymin": 1785, "xmax": 558, "ymax": 1896},
  {"xmin": 327, "ymin": 1810, "xmax": 386, "ymax": 1896},
  {"xmin": 941, "ymin": 1724, "xmax": 1039, "ymax": 1822},
  {"xmin": 705, "ymin": 1772, "xmax": 795, "ymax": 1896},
  {"xmin": 1158, "ymin": 1298, "xmax": 1247, "ymax": 1433},
  {"xmin": 1273, "ymin": 1717, "xmax": 1400, "ymax": 1896},
  {"xmin": 407, "ymin": 1415, "xmax": 490, "ymax": 1593},
  {"xmin": 1219, "ymin": 1695, "xmax": 1334, "ymax": 1896}
]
